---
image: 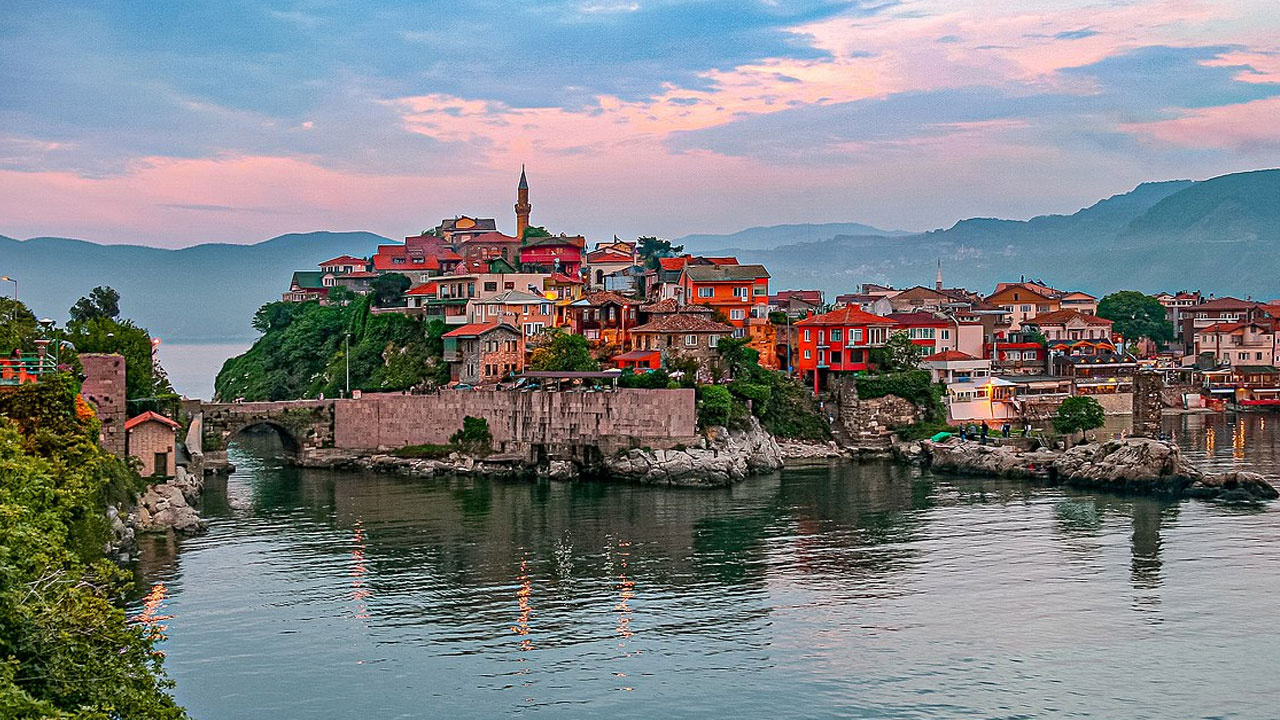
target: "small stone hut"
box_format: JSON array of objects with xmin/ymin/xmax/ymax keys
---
[{"xmin": 126, "ymin": 411, "xmax": 181, "ymax": 477}]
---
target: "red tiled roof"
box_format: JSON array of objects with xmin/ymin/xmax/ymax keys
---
[
  {"xmin": 443, "ymin": 322, "xmax": 510, "ymax": 338},
  {"xmin": 548, "ymin": 271, "xmax": 584, "ymax": 284},
  {"xmin": 405, "ymin": 282, "xmax": 439, "ymax": 296},
  {"xmin": 796, "ymin": 306, "xmax": 895, "ymax": 327},
  {"xmin": 319, "ymin": 255, "xmax": 366, "ymax": 266},
  {"xmin": 586, "ymin": 248, "xmax": 634, "ymax": 263},
  {"xmin": 1027, "ymin": 309, "xmax": 1112, "ymax": 327},
  {"xmin": 581, "ymin": 291, "xmax": 636, "ymax": 307},
  {"xmin": 614, "ymin": 349, "xmax": 661, "ymax": 361},
  {"xmin": 630, "ymin": 314, "xmax": 735, "ymax": 334},
  {"xmin": 658, "ymin": 257, "xmax": 688, "ymax": 271},
  {"xmin": 1192, "ymin": 296, "xmax": 1260, "ymax": 311},
  {"xmin": 125, "ymin": 411, "xmax": 181, "ymax": 431},
  {"xmin": 639, "ymin": 298, "xmax": 679, "ymax": 313},
  {"xmin": 887, "ymin": 312, "xmax": 948, "ymax": 326},
  {"xmin": 923, "ymin": 350, "xmax": 978, "ymax": 362}
]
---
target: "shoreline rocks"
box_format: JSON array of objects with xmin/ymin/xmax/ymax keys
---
[
  {"xmin": 132, "ymin": 465, "xmax": 209, "ymax": 536},
  {"xmin": 913, "ymin": 436, "xmax": 1278, "ymax": 502},
  {"xmin": 602, "ymin": 418, "xmax": 783, "ymax": 487}
]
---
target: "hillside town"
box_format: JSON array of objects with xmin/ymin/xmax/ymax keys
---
[{"xmin": 280, "ymin": 168, "xmax": 1280, "ymax": 423}]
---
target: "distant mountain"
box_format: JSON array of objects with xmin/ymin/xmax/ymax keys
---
[
  {"xmin": 1, "ymin": 231, "xmax": 390, "ymax": 342},
  {"xmin": 678, "ymin": 222, "xmax": 911, "ymax": 252},
  {"xmin": 720, "ymin": 170, "xmax": 1280, "ymax": 300}
]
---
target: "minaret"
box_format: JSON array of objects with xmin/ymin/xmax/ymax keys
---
[
  {"xmin": 515, "ymin": 165, "xmax": 531, "ymax": 240},
  {"xmin": 935, "ymin": 259, "xmax": 943, "ymax": 291}
]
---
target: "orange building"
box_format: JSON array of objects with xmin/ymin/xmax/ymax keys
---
[{"xmin": 677, "ymin": 264, "xmax": 770, "ymax": 333}]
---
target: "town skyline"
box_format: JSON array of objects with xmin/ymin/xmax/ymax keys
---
[{"xmin": 3, "ymin": 0, "xmax": 1279, "ymax": 247}]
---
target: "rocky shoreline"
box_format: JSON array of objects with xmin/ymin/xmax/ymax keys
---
[
  {"xmin": 107, "ymin": 465, "xmax": 209, "ymax": 560},
  {"xmin": 899, "ymin": 436, "xmax": 1279, "ymax": 503}
]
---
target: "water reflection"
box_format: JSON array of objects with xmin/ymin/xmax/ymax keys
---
[{"xmin": 132, "ymin": 428, "xmax": 1280, "ymax": 720}]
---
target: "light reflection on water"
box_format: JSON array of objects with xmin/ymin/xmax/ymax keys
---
[{"xmin": 134, "ymin": 427, "xmax": 1280, "ymax": 719}]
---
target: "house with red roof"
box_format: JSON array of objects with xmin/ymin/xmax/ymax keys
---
[
  {"xmin": 795, "ymin": 306, "xmax": 896, "ymax": 392},
  {"xmin": 678, "ymin": 263, "xmax": 770, "ymax": 332},
  {"xmin": 1179, "ymin": 296, "xmax": 1265, "ymax": 356},
  {"xmin": 566, "ymin": 291, "xmax": 642, "ymax": 348},
  {"xmin": 318, "ymin": 255, "xmax": 368, "ymax": 275},
  {"xmin": 1194, "ymin": 320, "xmax": 1277, "ymax": 368},
  {"xmin": 371, "ymin": 234, "xmax": 463, "ymax": 282},
  {"xmin": 629, "ymin": 311, "xmax": 736, "ymax": 369},
  {"xmin": 442, "ymin": 323, "xmax": 525, "ymax": 385},
  {"xmin": 456, "ymin": 231, "xmax": 522, "ymax": 265},
  {"xmin": 1025, "ymin": 309, "xmax": 1116, "ymax": 356},
  {"xmin": 584, "ymin": 245, "xmax": 638, "ymax": 289},
  {"xmin": 125, "ymin": 411, "xmax": 181, "ymax": 477}
]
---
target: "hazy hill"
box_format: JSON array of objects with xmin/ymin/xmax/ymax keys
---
[
  {"xmin": 678, "ymin": 222, "xmax": 910, "ymax": 252},
  {"xmin": 727, "ymin": 170, "xmax": 1280, "ymax": 299},
  {"xmin": 1, "ymin": 231, "xmax": 390, "ymax": 342}
]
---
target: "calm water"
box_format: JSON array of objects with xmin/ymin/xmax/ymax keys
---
[{"xmin": 134, "ymin": 414, "xmax": 1280, "ymax": 719}]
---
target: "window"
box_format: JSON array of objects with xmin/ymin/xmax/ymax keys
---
[
  {"xmin": 698, "ymin": 287, "xmax": 714, "ymax": 298},
  {"xmin": 818, "ymin": 330, "xmax": 825, "ymax": 344},
  {"xmin": 540, "ymin": 304, "xmax": 550, "ymax": 315},
  {"xmin": 730, "ymin": 308, "xmax": 745, "ymax": 321},
  {"xmin": 754, "ymin": 285, "xmax": 766, "ymax": 296},
  {"xmin": 504, "ymin": 282, "xmax": 515, "ymax": 290},
  {"xmin": 685, "ymin": 334, "xmax": 698, "ymax": 347},
  {"xmin": 734, "ymin": 286, "xmax": 749, "ymax": 298},
  {"xmin": 733, "ymin": 328, "xmax": 746, "ymax": 338},
  {"xmin": 941, "ymin": 330, "xmax": 950, "ymax": 340},
  {"xmin": 804, "ymin": 350, "xmax": 811, "ymax": 359},
  {"xmin": 708, "ymin": 335, "xmax": 720, "ymax": 348},
  {"xmin": 804, "ymin": 330, "xmax": 811, "ymax": 341},
  {"xmin": 1020, "ymin": 304, "xmax": 1031, "ymax": 313},
  {"xmin": 484, "ymin": 282, "xmax": 498, "ymax": 292},
  {"xmin": 850, "ymin": 328, "xmax": 864, "ymax": 344},
  {"xmin": 831, "ymin": 351, "xmax": 842, "ymax": 364},
  {"xmin": 830, "ymin": 329, "xmax": 842, "ymax": 342}
]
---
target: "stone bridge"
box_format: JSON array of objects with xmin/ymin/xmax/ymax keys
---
[
  {"xmin": 191, "ymin": 399, "xmax": 336, "ymax": 468},
  {"xmin": 185, "ymin": 389, "xmax": 697, "ymax": 472}
]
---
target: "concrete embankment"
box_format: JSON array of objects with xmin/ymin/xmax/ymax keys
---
[{"xmin": 903, "ymin": 436, "xmax": 1278, "ymax": 502}]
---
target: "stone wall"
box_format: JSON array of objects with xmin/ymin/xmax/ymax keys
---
[
  {"xmin": 128, "ymin": 421, "xmax": 176, "ymax": 477},
  {"xmin": 834, "ymin": 380, "xmax": 922, "ymax": 446},
  {"xmin": 333, "ymin": 388, "xmax": 698, "ymax": 458},
  {"xmin": 80, "ymin": 353, "xmax": 127, "ymax": 457},
  {"xmin": 1091, "ymin": 392, "xmax": 1134, "ymax": 416},
  {"xmin": 1132, "ymin": 371, "xmax": 1163, "ymax": 437}
]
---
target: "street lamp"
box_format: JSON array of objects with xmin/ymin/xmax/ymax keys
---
[{"xmin": 0, "ymin": 275, "xmax": 15, "ymax": 301}]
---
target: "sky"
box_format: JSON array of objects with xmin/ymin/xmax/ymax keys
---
[{"xmin": 2, "ymin": 0, "xmax": 1279, "ymax": 247}]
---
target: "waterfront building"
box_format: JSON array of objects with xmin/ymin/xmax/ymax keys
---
[
  {"xmin": 1193, "ymin": 320, "xmax": 1277, "ymax": 367},
  {"xmin": 125, "ymin": 411, "xmax": 181, "ymax": 478},
  {"xmin": 1179, "ymin": 296, "xmax": 1265, "ymax": 356},
  {"xmin": 921, "ymin": 350, "xmax": 991, "ymax": 384},
  {"xmin": 1024, "ymin": 309, "xmax": 1116, "ymax": 354}
]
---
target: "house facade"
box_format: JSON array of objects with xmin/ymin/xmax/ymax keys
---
[
  {"xmin": 1193, "ymin": 321, "xmax": 1277, "ymax": 367},
  {"xmin": 470, "ymin": 290, "xmax": 555, "ymax": 336},
  {"xmin": 629, "ymin": 312, "xmax": 735, "ymax": 368},
  {"xmin": 794, "ymin": 306, "xmax": 896, "ymax": 392},
  {"xmin": 519, "ymin": 234, "xmax": 586, "ymax": 275},
  {"xmin": 679, "ymin": 263, "xmax": 770, "ymax": 333},
  {"xmin": 986, "ymin": 283, "xmax": 1060, "ymax": 331},
  {"xmin": 442, "ymin": 323, "xmax": 525, "ymax": 385},
  {"xmin": 125, "ymin": 411, "xmax": 181, "ymax": 478}
]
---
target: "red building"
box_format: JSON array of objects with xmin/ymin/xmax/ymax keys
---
[
  {"xmin": 886, "ymin": 312, "xmax": 952, "ymax": 352},
  {"xmin": 519, "ymin": 235, "xmax": 585, "ymax": 275},
  {"xmin": 371, "ymin": 234, "xmax": 463, "ymax": 281},
  {"xmin": 795, "ymin": 306, "xmax": 896, "ymax": 392}
]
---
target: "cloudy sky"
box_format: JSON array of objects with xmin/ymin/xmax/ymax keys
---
[{"xmin": 2, "ymin": 0, "xmax": 1278, "ymax": 246}]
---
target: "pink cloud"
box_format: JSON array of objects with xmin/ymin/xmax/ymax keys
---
[{"xmin": 1125, "ymin": 97, "xmax": 1280, "ymax": 151}]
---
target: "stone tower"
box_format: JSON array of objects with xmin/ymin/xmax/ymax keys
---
[{"xmin": 515, "ymin": 165, "xmax": 531, "ymax": 239}]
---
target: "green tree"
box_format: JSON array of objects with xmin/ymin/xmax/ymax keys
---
[
  {"xmin": 0, "ymin": 377, "xmax": 186, "ymax": 717},
  {"xmin": 68, "ymin": 285, "xmax": 121, "ymax": 323},
  {"xmin": 1097, "ymin": 291, "xmax": 1173, "ymax": 346},
  {"xmin": 370, "ymin": 273, "xmax": 411, "ymax": 308},
  {"xmin": 0, "ymin": 297, "xmax": 38, "ymax": 353},
  {"xmin": 449, "ymin": 416, "xmax": 493, "ymax": 454},
  {"xmin": 872, "ymin": 331, "xmax": 923, "ymax": 373},
  {"xmin": 1052, "ymin": 395, "xmax": 1106, "ymax": 440},
  {"xmin": 521, "ymin": 225, "xmax": 553, "ymax": 241},
  {"xmin": 637, "ymin": 236, "xmax": 684, "ymax": 269},
  {"xmin": 64, "ymin": 317, "xmax": 174, "ymax": 400},
  {"xmin": 529, "ymin": 330, "xmax": 599, "ymax": 372}
]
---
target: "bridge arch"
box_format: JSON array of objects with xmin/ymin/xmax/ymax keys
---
[{"xmin": 225, "ymin": 419, "xmax": 303, "ymax": 454}]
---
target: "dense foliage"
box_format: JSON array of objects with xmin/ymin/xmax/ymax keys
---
[
  {"xmin": 1097, "ymin": 291, "xmax": 1174, "ymax": 346},
  {"xmin": 67, "ymin": 286, "xmax": 121, "ymax": 325},
  {"xmin": 707, "ymin": 337, "xmax": 831, "ymax": 440},
  {"xmin": 0, "ymin": 376, "xmax": 184, "ymax": 717},
  {"xmin": 1053, "ymin": 396, "xmax": 1106, "ymax": 439},
  {"xmin": 0, "ymin": 298, "xmax": 38, "ymax": 355},
  {"xmin": 449, "ymin": 416, "xmax": 493, "ymax": 455},
  {"xmin": 528, "ymin": 330, "xmax": 599, "ymax": 372},
  {"xmin": 215, "ymin": 296, "xmax": 450, "ymax": 401},
  {"xmin": 370, "ymin": 273, "xmax": 411, "ymax": 308}
]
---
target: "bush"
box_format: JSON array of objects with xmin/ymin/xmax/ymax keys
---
[
  {"xmin": 697, "ymin": 385, "xmax": 734, "ymax": 428},
  {"xmin": 618, "ymin": 368, "xmax": 671, "ymax": 389},
  {"xmin": 449, "ymin": 416, "xmax": 493, "ymax": 455}
]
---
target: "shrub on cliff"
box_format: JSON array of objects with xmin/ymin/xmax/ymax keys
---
[
  {"xmin": 696, "ymin": 385, "xmax": 735, "ymax": 428},
  {"xmin": 712, "ymin": 337, "xmax": 830, "ymax": 441},
  {"xmin": 619, "ymin": 368, "xmax": 671, "ymax": 389},
  {"xmin": 0, "ymin": 375, "xmax": 184, "ymax": 716}
]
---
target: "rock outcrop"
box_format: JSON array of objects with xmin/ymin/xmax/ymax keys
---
[
  {"xmin": 134, "ymin": 467, "xmax": 208, "ymax": 535},
  {"xmin": 777, "ymin": 439, "xmax": 847, "ymax": 460},
  {"xmin": 602, "ymin": 418, "xmax": 783, "ymax": 487},
  {"xmin": 920, "ymin": 437, "xmax": 1279, "ymax": 502}
]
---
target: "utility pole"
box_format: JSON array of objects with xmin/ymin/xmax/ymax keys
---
[{"xmin": 344, "ymin": 333, "xmax": 352, "ymax": 397}]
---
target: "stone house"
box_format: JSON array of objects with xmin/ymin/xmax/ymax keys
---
[
  {"xmin": 126, "ymin": 411, "xmax": 181, "ymax": 478},
  {"xmin": 629, "ymin": 312, "xmax": 735, "ymax": 368},
  {"xmin": 442, "ymin": 323, "xmax": 525, "ymax": 385}
]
